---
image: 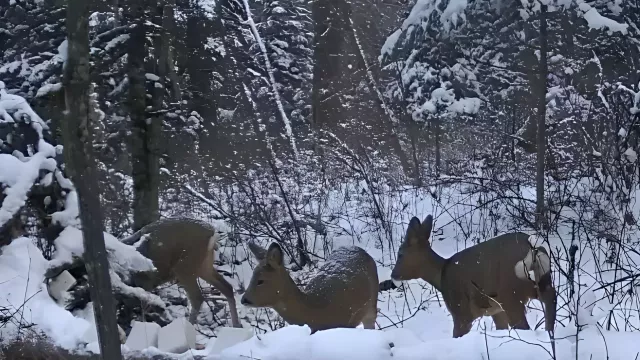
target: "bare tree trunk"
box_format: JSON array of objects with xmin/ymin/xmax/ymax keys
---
[
  {"xmin": 113, "ymin": 0, "xmax": 120, "ymax": 26},
  {"xmin": 160, "ymin": 0, "xmax": 180, "ymax": 102},
  {"xmin": 409, "ymin": 120, "xmax": 421, "ymax": 186},
  {"xmin": 62, "ymin": 0, "xmax": 123, "ymax": 357},
  {"xmin": 311, "ymin": 0, "xmax": 349, "ymax": 130},
  {"xmin": 166, "ymin": 47, "xmax": 181, "ymax": 101},
  {"xmin": 536, "ymin": 5, "xmax": 548, "ymax": 229},
  {"xmin": 151, "ymin": 0, "xmax": 170, "ymax": 139},
  {"xmin": 511, "ymin": 105, "xmax": 516, "ymax": 162},
  {"xmin": 128, "ymin": 1, "xmax": 160, "ymax": 231},
  {"xmin": 434, "ymin": 117, "xmax": 441, "ymax": 176}
]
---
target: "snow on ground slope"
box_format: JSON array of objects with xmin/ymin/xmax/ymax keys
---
[
  {"xmin": 0, "ymin": 237, "xmax": 91, "ymax": 349},
  {"xmin": 208, "ymin": 324, "xmax": 640, "ymax": 360}
]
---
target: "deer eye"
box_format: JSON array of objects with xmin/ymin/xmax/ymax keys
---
[{"xmin": 257, "ymin": 280, "xmax": 265, "ymax": 286}]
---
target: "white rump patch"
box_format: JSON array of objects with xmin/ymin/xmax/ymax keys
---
[
  {"xmin": 514, "ymin": 247, "xmax": 551, "ymax": 282},
  {"xmin": 132, "ymin": 233, "xmax": 150, "ymax": 249}
]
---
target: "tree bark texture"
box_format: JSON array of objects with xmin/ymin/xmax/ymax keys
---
[
  {"xmin": 128, "ymin": 1, "xmax": 160, "ymax": 231},
  {"xmin": 536, "ymin": 5, "xmax": 548, "ymax": 229},
  {"xmin": 62, "ymin": 0, "xmax": 123, "ymax": 357},
  {"xmin": 311, "ymin": 0, "xmax": 350, "ymax": 130}
]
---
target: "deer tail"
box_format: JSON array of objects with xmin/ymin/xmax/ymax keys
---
[{"xmin": 514, "ymin": 246, "xmax": 551, "ymax": 282}]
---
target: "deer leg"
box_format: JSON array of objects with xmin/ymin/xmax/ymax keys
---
[
  {"xmin": 539, "ymin": 285, "xmax": 557, "ymax": 331},
  {"xmin": 492, "ymin": 312, "xmax": 509, "ymax": 330},
  {"xmin": 361, "ymin": 306, "xmax": 377, "ymax": 330},
  {"xmin": 504, "ymin": 302, "xmax": 530, "ymax": 330},
  {"xmin": 452, "ymin": 315, "xmax": 473, "ymax": 338},
  {"xmin": 177, "ymin": 274, "xmax": 204, "ymax": 325},
  {"xmin": 200, "ymin": 268, "xmax": 242, "ymax": 328}
]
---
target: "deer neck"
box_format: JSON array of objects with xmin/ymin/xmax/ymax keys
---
[
  {"xmin": 420, "ymin": 246, "xmax": 446, "ymax": 292},
  {"xmin": 274, "ymin": 274, "xmax": 323, "ymax": 327}
]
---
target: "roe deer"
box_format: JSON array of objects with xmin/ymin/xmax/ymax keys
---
[
  {"xmin": 240, "ymin": 242, "xmax": 379, "ymax": 333},
  {"xmin": 120, "ymin": 217, "xmax": 241, "ymax": 327},
  {"xmin": 391, "ymin": 215, "xmax": 556, "ymax": 338}
]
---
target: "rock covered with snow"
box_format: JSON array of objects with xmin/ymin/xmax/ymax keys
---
[
  {"xmin": 0, "ymin": 238, "xmax": 92, "ymax": 350},
  {"xmin": 124, "ymin": 321, "xmax": 161, "ymax": 351},
  {"xmin": 157, "ymin": 317, "xmax": 197, "ymax": 353}
]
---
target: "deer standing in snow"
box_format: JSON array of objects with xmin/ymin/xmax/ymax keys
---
[
  {"xmin": 390, "ymin": 215, "xmax": 556, "ymax": 338},
  {"xmin": 121, "ymin": 218, "xmax": 241, "ymax": 328},
  {"xmin": 241, "ymin": 242, "xmax": 379, "ymax": 333}
]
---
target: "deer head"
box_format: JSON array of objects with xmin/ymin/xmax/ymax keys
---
[
  {"xmin": 129, "ymin": 269, "xmax": 161, "ymax": 292},
  {"xmin": 391, "ymin": 215, "xmax": 435, "ymax": 281},
  {"xmin": 241, "ymin": 242, "xmax": 290, "ymax": 307},
  {"xmin": 391, "ymin": 214, "xmax": 447, "ymax": 291}
]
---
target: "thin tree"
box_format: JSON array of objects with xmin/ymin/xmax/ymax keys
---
[
  {"xmin": 128, "ymin": 0, "xmax": 160, "ymax": 230},
  {"xmin": 535, "ymin": 4, "xmax": 548, "ymax": 229},
  {"xmin": 62, "ymin": 0, "xmax": 123, "ymax": 357}
]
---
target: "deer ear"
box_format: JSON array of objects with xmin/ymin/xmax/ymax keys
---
[
  {"xmin": 266, "ymin": 242, "xmax": 284, "ymax": 267},
  {"xmin": 248, "ymin": 241, "xmax": 268, "ymax": 260},
  {"xmin": 422, "ymin": 215, "xmax": 434, "ymax": 242},
  {"xmin": 406, "ymin": 217, "xmax": 422, "ymax": 245}
]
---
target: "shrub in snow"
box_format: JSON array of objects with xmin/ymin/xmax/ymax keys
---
[
  {"xmin": 0, "ymin": 335, "xmax": 100, "ymax": 360},
  {"xmin": 0, "ymin": 83, "xmax": 169, "ymax": 342},
  {"xmin": 45, "ymin": 226, "xmax": 170, "ymax": 331},
  {"xmin": 0, "ymin": 81, "xmax": 71, "ymax": 252}
]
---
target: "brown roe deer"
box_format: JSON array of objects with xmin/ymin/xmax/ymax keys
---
[
  {"xmin": 120, "ymin": 218, "xmax": 241, "ymax": 327},
  {"xmin": 240, "ymin": 242, "xmax": 379, "ymax": 333},
  {"xmin": 391, "ymin": 215, "xmax": 556, "ymax": 338}
]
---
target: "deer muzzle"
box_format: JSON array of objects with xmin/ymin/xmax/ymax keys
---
[
  {"xmin": 390, "ymin": 269, "xmax": 404, "ymax": 287},
  {"xmin": 240, "ymin": 295, "xmax": 253, "ymax": 306}
]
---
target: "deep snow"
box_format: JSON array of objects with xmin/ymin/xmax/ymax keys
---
[{"xmin": 1, "ymin": 183, "xmax": 639, "ymax": 359}]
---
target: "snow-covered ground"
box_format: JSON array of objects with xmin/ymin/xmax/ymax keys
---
[{"xmin": 1, "ymin": 183, "xmax": 639, "ymax": 359}]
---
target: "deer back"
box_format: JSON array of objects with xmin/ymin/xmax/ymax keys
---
[
  {"xmin": 303, "ymin": 246, "xmax": 378, "ymax": 327},
  {"xmin": 130, "ymin": 218, "xmax": 218, "ymax": 288},
  {"xmin": 242, "ymin": 244, "xmax": 378, "ymax": 331}
]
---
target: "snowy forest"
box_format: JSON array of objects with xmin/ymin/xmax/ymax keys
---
[{"xmin": 1, "ymin": 0, "xmax": 639, "ymax": 358}]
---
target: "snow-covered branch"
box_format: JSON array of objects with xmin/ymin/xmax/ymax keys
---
[{"xmin": 240, "ymin": 0, "xmax": 299, "ymax": 160}]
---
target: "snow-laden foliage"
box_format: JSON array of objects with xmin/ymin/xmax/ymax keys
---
[
  {"xmin": 380, "ymin": 0, "xmax": 639, "ymax": 177},
  {"xmin": 0, "ymin": 79, "xmax": 74, "ymax": 246}
]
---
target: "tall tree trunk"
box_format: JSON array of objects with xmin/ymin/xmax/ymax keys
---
[
  {"xmin": 409, "ymin": 120, "xmax": 421, "ymax": 186},
  {"xmin": 435, "ymin": 117, "xmax": 441, "ymax": 176},
  {"xmin": 536, "ymin": 5, "xmax": 548, "ymax": 229},
  {"xmin": 62, "ymin": 0, "xmax": 123, "ymax": 357},
  {"xmin": 511, "ymin": 105, "xmax": 516, "ymax": 162},
  {"xmin": 113, "ymin": 0, "xmax": 120, "ymax": 26},
  {"xmin": 311, "ymin": 0, "xmax": 350, "ymax": 191},
  {"xmin": 311, "ymin": 0, "xmax": 349, "ymax": 130},
  {"xmin": 128, "ymin": 1, "xmax": 160, "ymax": 231}
]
